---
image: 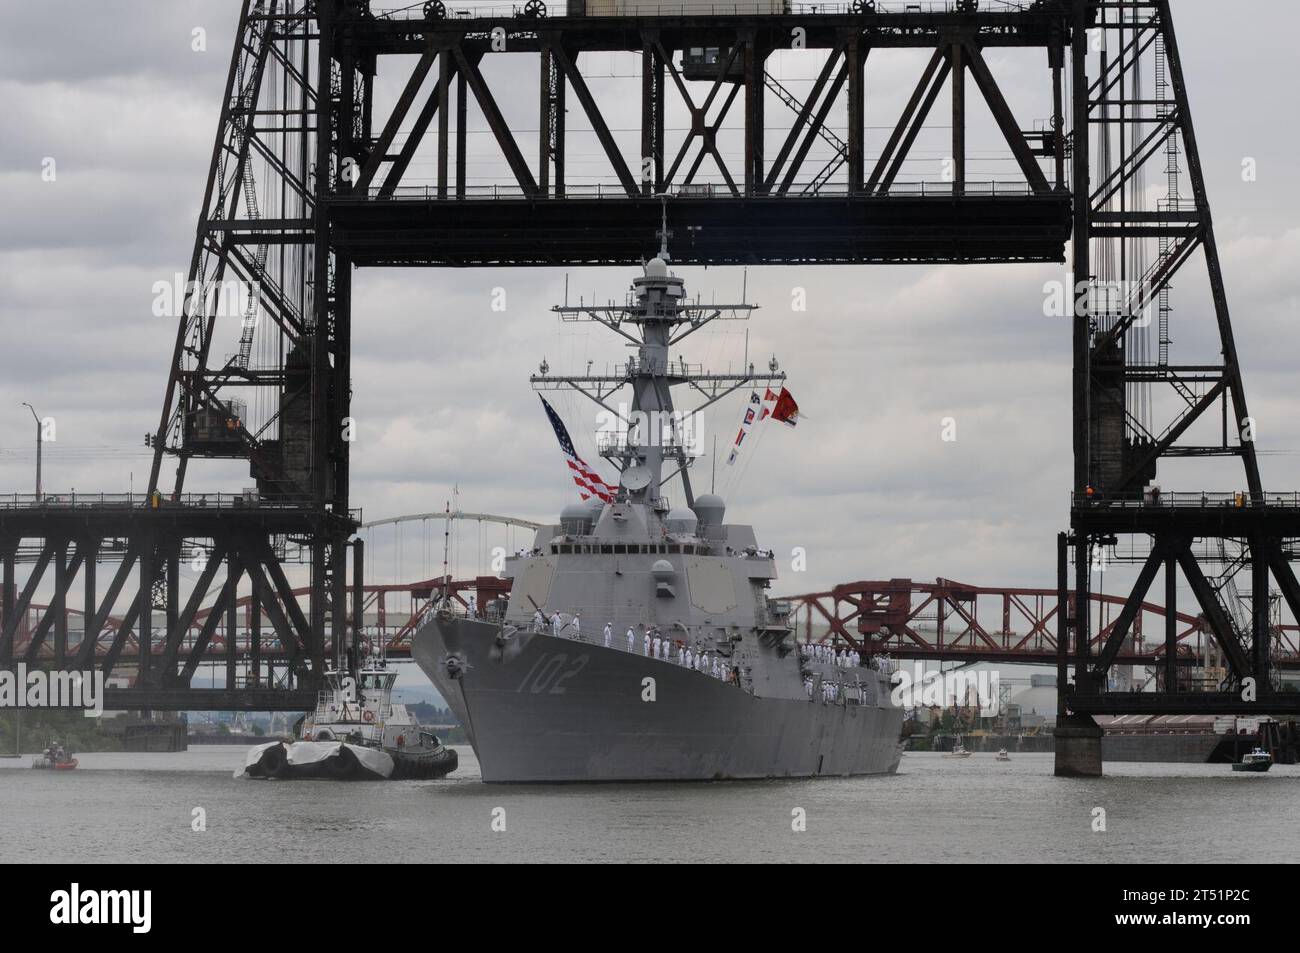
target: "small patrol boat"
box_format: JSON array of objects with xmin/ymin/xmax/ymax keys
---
[
  {"xmin": 238, "ymin": 659, "xmax": 456, "ymax": 781},
  {"xmin": 944, "ymin": 737, "xmax": 972, "ymax": 759},
  {"xmin": 1231, "ymin": 747, "xmax": 1272, "ymax": 773},
  {"xmin": 32, "ymin": 751, "xmax": 78, "ymax": 771},
  {"xmin": 32, "ymin": 742, "xmax": 78, "ymax": 770},
  {"xmin": 995, "ymin": 748, "xmax": 1011, "ymax": 762}
]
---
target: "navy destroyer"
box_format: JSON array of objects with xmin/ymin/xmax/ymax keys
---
[{"xmin": 413, "ymin": 245, "xmax": 902, "ymax": 782}]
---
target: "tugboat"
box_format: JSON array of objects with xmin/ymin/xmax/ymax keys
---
[
  {"xmin": 1231, "ymin": 747, "xmax": 1273, "ymax": 773},
  {"xmin": 32, "ymin": 743, "xmax": 78, "ymax": 771},
  {"xmin": 238, "ymin": 659, "xmax": 457, "ymax": 781}
]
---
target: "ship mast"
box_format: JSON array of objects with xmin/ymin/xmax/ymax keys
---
[{"xmin": 532, "ymin": 215, "xmax": 784, "ymax": 511}]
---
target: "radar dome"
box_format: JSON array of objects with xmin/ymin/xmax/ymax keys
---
[
  {"xmin": 693, "ymin": 494, "xmax": 726, "ymax": 528},
  {"xmin": 645, "ymin": 257, "xmax": 669, "ymax": 278}
]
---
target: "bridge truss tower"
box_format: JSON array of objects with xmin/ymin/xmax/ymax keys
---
[{"xmin": 1057, "ymin": 0, "xmax": 1300, "ymax": 774}]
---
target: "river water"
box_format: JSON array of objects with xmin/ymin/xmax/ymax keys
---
[{"xmin": 1, "ymin": 748, "xmax": 1296, "ymax": 863}]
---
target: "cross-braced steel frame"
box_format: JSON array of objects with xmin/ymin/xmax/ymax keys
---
[{"xmin": 1061, "ymin": 0, "xmax": 1300, "ymax": 728}]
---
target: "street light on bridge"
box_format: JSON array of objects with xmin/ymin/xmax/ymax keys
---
[{"xmin": 20, "ymin": 401, "xmax": 42, "ymax": 499}]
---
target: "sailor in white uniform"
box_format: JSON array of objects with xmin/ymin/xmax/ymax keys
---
[
  {"xmin": 627, "ymin": 627, "xmax": 636, "ymax": 652},
  {"xmin": 572, "ymin": 614, "xmax": 581, "ymax": 639},
  {"xmin": 551, "ymin": 611, "xmax": 563, "ymax": 637},
  {"xmin": 643, "ymin": 629, "xmax": 651, "ymax": 656},
  {"xmin": 603, "ymin": 622, "xmax": 612, "ymax": 648},
  {"xmin": 534, "ymin": 608, "xmax": 545, "ymax": 630}
]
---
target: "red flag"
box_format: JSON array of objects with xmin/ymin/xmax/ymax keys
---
[{"xmin": 771, "ymin": 387, "xmax": 799, "ymax": 427}]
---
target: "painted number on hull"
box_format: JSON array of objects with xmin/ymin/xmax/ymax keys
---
[{"xmin": 517, "ymin": 653, "xmax": 589, "ymax": 695}]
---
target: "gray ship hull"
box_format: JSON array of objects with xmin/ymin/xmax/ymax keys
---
[{"xmin": 413, "ymin": 616, "xmax": 903, "ymax": 783}]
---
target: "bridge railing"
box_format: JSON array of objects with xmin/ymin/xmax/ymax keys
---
[
  {"xmin": 1074, "ymin": 490, "xmax": 1300, "ymax": 509},
  {"xmin": 0, "ymin": 492, "xmax": 357, "ymax": 519},
  {"xmin": 353, "ymin": 180, "xmax": 1038, "ymax": 201},
  {"xmin": 373, "ymin": 2, "xmax": 1028, "ymax": 22}
]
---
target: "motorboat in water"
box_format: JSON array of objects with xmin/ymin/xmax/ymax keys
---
[
  {"xmin": 1231, "ymin": 747, "xmax": 1273, "ymax": 773},
  {"xmin": 32, "ymin": 746, "xmax": 77, "ymax": 770},
  {"xmin": 995, "ymin": 748, "xmax": 1011, "ymax": 761},
  {"xmin": 944, "ymin": 738, "xmax": 972, "ymax": 759}
]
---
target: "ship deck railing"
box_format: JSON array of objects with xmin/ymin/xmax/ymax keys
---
[
  {"xmin": 312, "ymin": 691, "xmax": 393, "ymax": 721},
  {"xmin": 462, "ymin": 608, "xmax": 751, "ymax": 686},
  {"xmin": 452, "ymin": 607, "xmax": 891, "ymax": 699}
]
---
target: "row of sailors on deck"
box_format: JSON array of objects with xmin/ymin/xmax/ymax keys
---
[
  {"xmin": 803, "ymin": 677, "xmax": 844, "ymax": 702},
  {"xmin": 613, "ymin": 621, "xmax": 732, "ymax": 682},
  {"xmin": 531, "ymin": 609, "xmax": 731, "ymax": 681},
  {"xmin": 799, "ymin": 642, "xmax": 860, "ymax": 668}
]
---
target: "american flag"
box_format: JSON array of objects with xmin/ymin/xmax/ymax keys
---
[{"xmin": 539, "ymin": 396, "xmax": 617, "ymax": 503}]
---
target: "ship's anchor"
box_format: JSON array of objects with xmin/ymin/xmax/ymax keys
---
[{"xmin": 443, "ymin": 653, "xmax": 468, "ymax": 679}]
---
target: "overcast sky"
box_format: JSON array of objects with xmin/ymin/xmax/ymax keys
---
[{"xmin": 2, "ymin": 0, "xmax": 1298, "ymax": 627}]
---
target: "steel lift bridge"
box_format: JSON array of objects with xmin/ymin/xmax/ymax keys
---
[{"xmin": 0, "ymin": 0, "xmax": 1295, "ymax": 776}]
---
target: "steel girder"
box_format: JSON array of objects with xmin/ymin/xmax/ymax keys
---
[{"xmin": 319, "ymin": 2, "xmax": 1072, "ymax": 266}]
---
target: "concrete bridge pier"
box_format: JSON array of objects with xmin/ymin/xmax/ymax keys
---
[{"xmin": 1054, "ymin": 714, "xmax": 1103, "ymax": 777}]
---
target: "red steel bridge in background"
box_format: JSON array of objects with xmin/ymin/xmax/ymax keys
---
[
  {"xmin": 785, "ymin": 577, "xmax": 1300, "ymax": 671},
  {"xmin": 10, "ymin": 571, "xmax": 1299, "ymax": 679}
]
